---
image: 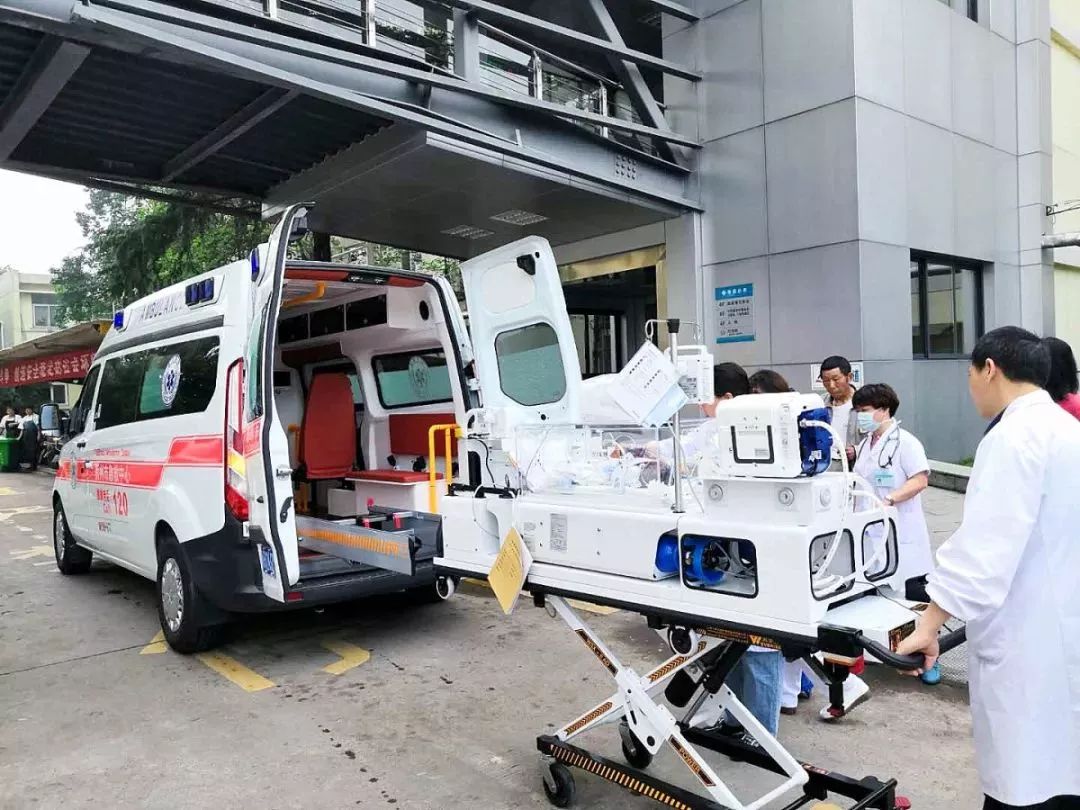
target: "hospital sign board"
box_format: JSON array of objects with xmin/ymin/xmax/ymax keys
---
[
  {"xmin": 714, "ymin": 284, "xmax": 755, "ymax": 344},
  {"xmin": 0, "ymin": 348, "xmax": 94, "ymax": 387}
]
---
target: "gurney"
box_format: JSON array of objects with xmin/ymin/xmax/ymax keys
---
[{"xmin": 436, "ymin": 324, "xmax": 965, "ymax": 809}]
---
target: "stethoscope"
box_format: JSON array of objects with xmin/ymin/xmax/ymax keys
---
[{"xmin": 859, "ymin": 420, "xmax": 902, "ymax": 469}]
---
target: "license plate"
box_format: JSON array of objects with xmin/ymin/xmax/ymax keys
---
[{"xmin": 259, "ymin": 544, "xmax": 276, "ymax": 578}]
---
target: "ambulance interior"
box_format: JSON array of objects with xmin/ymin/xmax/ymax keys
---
[{"xmin": 270, "ymin": 265, "xmax": 468, "ymax": 576}]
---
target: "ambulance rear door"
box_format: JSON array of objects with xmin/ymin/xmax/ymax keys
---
[
  {"xmin": 242, "ymin": 204, "xmax": 307, "ymax": 601},
  {"xmin": 460, "ymin": 236, "xmax": 582, "ymax": 426}
]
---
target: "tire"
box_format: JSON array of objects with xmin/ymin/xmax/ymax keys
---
[
  {"xmin": 542, "ymin": 763, "xmax": 576, "ymax": 808},
  {"xmin": 407, "ymin": 575, "xmax": 457, "ymax": 604},
  {"xmin": 620, "ymin": 727, "xmax": 653, "ymax": 770},
  {"xmin": 156, "ymin": 535, "xmax": 225, "ymax": 654},
  {"xmin": 53, "ymin": 501, "xmax": 92, "ymax": 575}
]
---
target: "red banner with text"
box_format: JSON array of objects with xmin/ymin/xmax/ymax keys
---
[{"xmin": 0, "ymin": 348, "xmax": 93, "ymax": 387}]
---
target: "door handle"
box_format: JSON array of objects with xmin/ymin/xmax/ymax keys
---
[
  {"xmin": 279, "ymin": 496, "xmax": 293, "ymax": 523},
  {"xmin": 275, "ymin": 466, "xmax": 292, "ymax": 479}
]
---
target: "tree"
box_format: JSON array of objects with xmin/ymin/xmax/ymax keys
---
[
  {"xmin": 51, "ymin": 189, "xmax": 464, "ymax": 327},
  {"xmin": 52, "ymin": 254, "xmax": 110, "ymax": 325},
  {"xmin": 53, "ymin": 190, "xmax": 270, "ymax": 324}
]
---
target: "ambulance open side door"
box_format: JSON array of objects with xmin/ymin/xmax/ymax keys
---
[
  {"xmin": 461, "ymin": 236, "xmax": 582, "ymax": 427},
  {"xmin": 242, "ymin": 204, "xmax": 307, "ymax": 602}
]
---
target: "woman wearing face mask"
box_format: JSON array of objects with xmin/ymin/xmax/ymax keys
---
[{"xmin": 850, "ymin": 384, "xmax": 937, "ymax": 683}]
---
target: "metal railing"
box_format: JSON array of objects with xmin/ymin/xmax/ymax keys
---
[{"xmin": 254, "ymin": 0, "xmax": 664, "ymax": 154}]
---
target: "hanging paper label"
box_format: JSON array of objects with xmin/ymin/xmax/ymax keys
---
[{"xmin": 488, "ymin": 527, "xmax": 533, "ymax": 615}]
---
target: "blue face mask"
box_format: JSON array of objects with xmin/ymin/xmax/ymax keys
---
[{"xmin": 856, "ymin": 412, "xmax": 879, "ymax": 434}]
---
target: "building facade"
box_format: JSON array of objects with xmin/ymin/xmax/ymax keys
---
[
  {"xmin": 552, "ymin": 0, "xmax": 1054, "ymax": 461},
  {"xmin": 0, "ymin": 266, "xmax": 75, "ymax": 405},
  {"xmin": 1050, "ymin": 0, "xmax": 1080, "ymax": 348},
  {"xmin": 0, "ymin": 0, "xmax": 1055, "ymax": 460}
]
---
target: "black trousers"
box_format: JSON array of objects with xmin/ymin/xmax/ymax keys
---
[{"xmin": 984, "ymin": 796, "xmax": 1080, "ymax": 810}]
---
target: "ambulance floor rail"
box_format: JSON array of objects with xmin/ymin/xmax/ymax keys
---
[{"xmin": 535, "ymin": 595, "xmax": 916, "ymax": 810}]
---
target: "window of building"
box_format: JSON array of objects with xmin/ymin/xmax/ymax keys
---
[
  {"xmin": 31, "ymin": 293, "xmax": 59, "ymax": 329},
  {"xmin": 967, "ymin": 0, "xmax": 979, "ymax": 22},
  {"xmin": 49, "ymin": 383, "xmax": 68, "ymax": 405},
  {"xmin": 372, "ymin": 349, "xmax": 453, "ymax": 408},
  {"xmin": 910, "ymin": 253, "xmax": 985, "ymax": 358}
]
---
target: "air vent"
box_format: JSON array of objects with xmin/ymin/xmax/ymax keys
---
[
  {"xmin": 490, "ymin": 209, "xmax": 549, "ymax": 226},
  {"xmin": 441, "ymin": 224, "xmax": 495, "ymax": 239}
]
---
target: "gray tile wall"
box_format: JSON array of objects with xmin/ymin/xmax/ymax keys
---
[{"xmin": 556, "ymin": 0, "xmax": 1053, "ymax": 460}]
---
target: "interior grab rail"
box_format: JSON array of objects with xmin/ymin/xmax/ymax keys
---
[{"xmin": 427, "ymin": 423, "xmax": 462, "ymax": 513}]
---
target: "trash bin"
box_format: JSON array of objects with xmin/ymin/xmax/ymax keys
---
[{"xmin": 0, "ymin": 437, "xmax": 21, "ymax": 472}]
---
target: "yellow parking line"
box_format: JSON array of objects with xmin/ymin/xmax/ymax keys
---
[
  {"xmin": 0, "ymin": 487, "xmax": 19, "ymax": 496},
  {"xmin": 568, "ymin": 599, "xmax": 621, "ymax": 616},
  {"xmin": 139, "ymin": 631, "xmax": 167, "ymax": 655},
  {"xmin": 320, "ymin": 639, "xmax": 371, "ymax": 675},
  {"xmin": 195, "ymin": 652, "xmax": 275, "ymax": 692}
]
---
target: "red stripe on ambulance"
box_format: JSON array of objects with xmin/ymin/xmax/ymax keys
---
[{"xmin": 74, "ymin": 435, "xmax": 223, "ymax": 489}]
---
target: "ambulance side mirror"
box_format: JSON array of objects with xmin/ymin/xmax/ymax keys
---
[{"xmin": 40, "ymin": 403, "xmax": 60, "ymax": 432}]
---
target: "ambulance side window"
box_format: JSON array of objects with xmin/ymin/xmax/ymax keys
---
[
  {"xmin": 95, "ymin": 353, "xmax": 143, "ymax": 430},
  {"xmin": 69, "ymin": 364, "xmax": 101, "ymax": 435},
  {"xmin": 246, "ymin": 300, "xmax": 270, "ymax": 421}
]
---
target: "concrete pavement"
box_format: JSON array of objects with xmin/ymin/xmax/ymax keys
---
[{"xmin": 0, "ymin": 472, "xmax": 980, "ymax": 809}]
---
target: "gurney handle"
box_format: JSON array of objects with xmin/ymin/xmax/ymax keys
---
[{"xmin": 855, "ymin": 627, "xmax": 967, "ymax": 671}]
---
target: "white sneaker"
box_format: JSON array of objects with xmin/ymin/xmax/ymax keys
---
[{"xmin": 818, "ymin": 675, "xmax": 870, "ymax": 722}]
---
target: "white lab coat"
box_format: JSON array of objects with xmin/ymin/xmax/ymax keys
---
[
  {"xmin": 927, "ymin": 390, "xmax": 1080, "ymax": 804},
  {"xmin": 852, "ymin": 424, "xmax": 932, "ymax": 586}
]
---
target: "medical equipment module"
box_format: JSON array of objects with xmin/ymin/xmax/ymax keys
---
[{"xmin": 435, "ymin": 327, "xmax": 964, "ymax": 810}]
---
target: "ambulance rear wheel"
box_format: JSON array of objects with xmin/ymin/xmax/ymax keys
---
[
  {"xmin": 542, "ymin": 762, "xmax": 576, "ymax": 808},
  {"xmin": 53, "ymin": 502, "xmax": 92, "ymax": 575},
  {"xmin": 156, "ymin": 536, "xmax": 223, "ymax": 654}
]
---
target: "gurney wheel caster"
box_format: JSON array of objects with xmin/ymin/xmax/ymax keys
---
[
  {"xmin": 621, "ymin": 731, "xmax": 653, "ymax": 770},
  {"xmin": 542, "ymin": 762, "xmax": 576, "ymax": 808}
]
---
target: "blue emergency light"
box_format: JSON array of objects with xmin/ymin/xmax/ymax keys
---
[
  {"xmin": 185, "ymin": 278, "xmax": 215, "ymax": 306},
  {"xmin": 250, "ymin": 248, "xmax": 260, "ymax": 280},
  {"xmin": 113, "ymin": 310, "xmax": 124, "ymax": 329}
]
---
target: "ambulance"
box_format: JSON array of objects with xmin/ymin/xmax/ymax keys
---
[{"xmin": 52, "ymin": 204, "xmax": 582, "ymax": 652}]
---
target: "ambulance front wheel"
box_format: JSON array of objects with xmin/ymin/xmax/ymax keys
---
[
  {"xmin": 53, "ymin": 501, "xmax": 92, "ymax": 575},
  {"xmin": 156, "ymin": 535, "xmax": 224, "ymax": 654},
  {"xmin": 542, "ymin": 762, "xmax": 576, "ymax": 808}
]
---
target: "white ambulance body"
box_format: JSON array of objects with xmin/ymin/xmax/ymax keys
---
[{"xmin": 51, "ymin": 205, "xmax": 583, "ymax": 652}]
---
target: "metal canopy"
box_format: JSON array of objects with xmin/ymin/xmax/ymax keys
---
[
  {"xmin": 0, "ymin": 0, "xmax": 698, "ymax": 251},
  {"xmin": 268, "ymin": 126, "xmax": 684, "ymax": 259}
]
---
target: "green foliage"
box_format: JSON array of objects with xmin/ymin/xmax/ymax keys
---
[
  {"xmin": 0, "ymin": 383, "xmax": 52, "ymax": 411},
  {"xmin": 50, "ymin": 189, "xmax": 465, "ymax": 328},
  {"xmin": 52, "ymin": 190, "xmax": 270, "ymax": 325}
]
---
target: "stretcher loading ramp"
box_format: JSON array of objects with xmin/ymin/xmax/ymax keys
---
[{"xmin": 295, "ymin": 510, "xmax": 441, "ymax": 576}]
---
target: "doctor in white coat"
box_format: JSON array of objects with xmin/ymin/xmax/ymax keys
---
[{"xmin": 897, "ymin": 327, "xmax": 1080, "ymax": 810}]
